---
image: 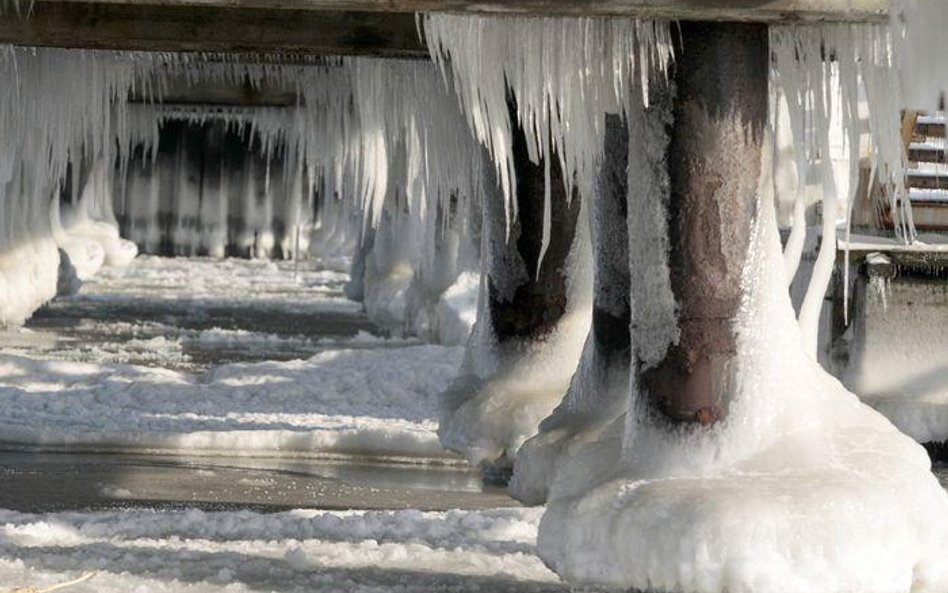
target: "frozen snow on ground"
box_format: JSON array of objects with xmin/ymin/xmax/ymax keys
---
[
  {"xmin": 0, "ymin": 344, "xmax": 463, "ymax": 461},
  {"xmin": 0, "ymin": 506, "xmax": 606, "ymax": 593},
  {"xmin": 70, "ymin": 255, "xmax": 359, "ymax": 313},
  {"xmin": 0, "ymin": 256, "xmax": 466, "ymax": 461}
]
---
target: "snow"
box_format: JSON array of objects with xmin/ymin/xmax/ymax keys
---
[
  {"xmin": 0, "ymin": 506, "xmax": 596, "ymax": 593},
  {"xmin": 536, "ymin": 194, "xmax": 948, "ymax": 593},
  {"xmin": 0, "ymin": 257, "xmax": 464, "ymax": 461},
  {"xmin": 0, "ymin": 343, "xmax": 462, "ymax": 461},
  {"xmin": 65, "ymin": 255, "xmax": 358, "ymax": 313}
]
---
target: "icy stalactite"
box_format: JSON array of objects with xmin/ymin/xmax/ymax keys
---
[
  {"xmin": 337, "ymin": 58, "xmax": 486, "ymax": 340},
  {"xmin": 0, "ymin": 45, "xmax": 482, "ymax": 327},
  {"xmin": 422, "ymin": 14, "xmax": 674, "ymax": 237},
  {"xmin": 770, "ymin": 25, "xmax": 908, "ymax": 357},
  {"xmin": 0, "ymin": 47, "xmax": 139, "ymax": 327}
]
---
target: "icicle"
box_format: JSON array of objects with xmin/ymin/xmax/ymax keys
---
[{"xmin": 422, "ymin": 14, "xmax": 674, "ymax": 245}]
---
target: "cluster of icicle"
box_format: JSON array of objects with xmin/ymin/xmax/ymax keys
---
[
  {"xmin": 423, "ymin": 14, "xmax": 673, "ymax": 262},
  {"xmin": 0, "ymin": 46, "xmax": 487, "ymax": 328}
]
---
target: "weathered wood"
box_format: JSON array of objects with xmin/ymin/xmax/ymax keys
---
[
  {"xmin": 0, "ymin": 1, "xmax": 429, "ymax": 57},
  {"xmin": 641, "ymin": 21, "xmax": 768, "ymax": 425},
  {"xmin": 34, "ymin": 0, "xmax": 890, "ymax": 22}
]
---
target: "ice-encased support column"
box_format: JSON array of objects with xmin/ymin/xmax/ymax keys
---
[
  {"xmin": 488, "ymin": 103, "xmax": 581, "ymax": 343},
  {"xmin": 439, "ymin": 102, "xmax": 589, "ymax": 470},
  {"xmin": 641, "ymin": 21, "xmax": 767, "ymax": 425},
  {"xmin": 509, "ymin": 114, "xmax": 632, "ymax": 504}
]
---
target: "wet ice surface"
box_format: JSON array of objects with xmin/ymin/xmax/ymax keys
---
[{"xmin": 0, "ymin": 452, "xmax": 515, "ymax": 513}]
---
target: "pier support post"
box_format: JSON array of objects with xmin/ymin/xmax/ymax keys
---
[{"xmin": 641, "ymin": 22, "xmax": 768, "ymax": 424}]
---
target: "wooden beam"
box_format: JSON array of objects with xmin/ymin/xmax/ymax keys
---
[
  {"xmin": 33, "ymin": 0, "xmax": 890, "ymax": 22},
  {"xmin": 0, "ymin": 2, "xmax": 429, "ymax": 57}
]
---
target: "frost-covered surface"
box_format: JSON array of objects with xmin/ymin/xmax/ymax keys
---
[
  {"xmin": 0, "ymin": 257, "xmax": 464, "ymax": 461},
  {"xmin": 538, "ymin": 198, "xmax": 948, "ymax": 593},
  {"xmin": 0, "ymin": 342, "xmax": 462, "ymax": 460},
  {"xmin": 1, "ymin": 256, "xmax": 406, "ymax": 371},
  {"xmin": 65, "ymin": 255, "xmax": 359, "ymax": 313},
  {"xmin": 0, "ymin": 506, "xmax": 606, "ymax": 593}
]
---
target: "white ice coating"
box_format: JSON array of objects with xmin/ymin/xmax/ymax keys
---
[
  {"xmin": 434, "ymin": 117, "xmax": 593, "ymax": 466},
  {"xmin": 346, "ymin": 59, "xmax": 485, "ymax": 339},
  {"xmin": 769, "ymin": 24, "xmax": 911, "ymax": 357},
  {"xmin": 416, "ymin": 11, "xmax": 948, "ymax": 592},
  {"xmin": 423, "ymin": 14, "xmax": 673, "ymax": 243},
  {"xmin": 423, "ymin": 13, "xmax": 676, "ymax": 468},
  {"xmin": 0, "ymin": 47, "xmax": 486, "ymax": 334},
  {"xmin": 539, "ymin": 189, "xmax": 948, "ymax": 593}
]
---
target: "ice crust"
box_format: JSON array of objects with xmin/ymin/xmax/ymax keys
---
[
  {"xmin": 0, "ymin": 506, "xmax": 584, "ymax": 593},
  {"xmin": 0, "ymin": 343, "xmax": 463, "ymax": 460}
]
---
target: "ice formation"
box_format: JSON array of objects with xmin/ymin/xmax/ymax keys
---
[
  {"xmin": 423, "ymin": 14, "xmax": 674, "ymax": 468},
  {"xmin": 420, "ymin": 10, "xmax": 948, "ymax": 593},
  {"xmin": 539, "ymin": 189, "xmax": 948, "ymax": 593},
  {"xmin": 0, "ymin": 506, "xmax": 574, "ymax": 593},
  {"xmin": 0, "ymin": 48, "xmax": 485, "ymax": 339}
]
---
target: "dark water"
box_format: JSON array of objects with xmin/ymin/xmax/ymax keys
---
[{"xmin": 0, "ymin": 452, "xmax": 514, "ymax": 513}]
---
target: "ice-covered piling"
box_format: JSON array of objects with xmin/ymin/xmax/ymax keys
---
[
  {"xmin": 642, "ymin": 22, "xmax": 767, "ymax": 425},
  {"xmin": 438, "ymin": 116, "xmax": 591, "ymax": 469},
  {"xmin": 511, "ymin": 113, "xmax": 634, "ymax": 504}
]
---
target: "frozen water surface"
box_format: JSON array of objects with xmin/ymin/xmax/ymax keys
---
[
  {"xmin": 2, "ymin": 258, "xmax": 947, "ymax": 593},
  {"xmin": 1, "ymin": 256, "xmax": 396, "ymax": 372},
  {"xmin": 0, "ymin": 257, "xmax": 464, "ymax": 461},
  {"xmin": 0, "ymin": 256, "xmax": 593, "ymax": 593}
]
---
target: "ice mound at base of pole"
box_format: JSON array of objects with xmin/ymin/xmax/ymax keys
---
[
  {"xmin": 66, "ymin": 219, "xmax": 138, "ymax": 268},
  {"xmin": 438, "ymin": 307, "xmax": 590, "ymax": 469},
  {"xmin": 0, "ymin": 238, "xmax": 59, "ymax": 327},
  {"xmin": 536, "ymin": 199, "xmax": 948, "ymax": 593}
]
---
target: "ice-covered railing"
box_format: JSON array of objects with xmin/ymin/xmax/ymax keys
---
[{"xmin": 769, "ymin": 24, "xmax": 910, "ymax": 355}]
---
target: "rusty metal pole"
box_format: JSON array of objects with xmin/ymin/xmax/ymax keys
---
[{"xmin": 641, "ymin": 22, "xmax": 768, "ymax": 425}]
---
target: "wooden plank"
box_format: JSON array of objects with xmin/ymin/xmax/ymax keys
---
[
  {"xmin": 0, "ymin": 2, "xmax": 430, "ymax": 57},
  {"xmin": 32, "ymin": 0, "xmax": 890, "ymax": 22},
  {"xmin": 917, "ymin": 121, "xmax": 947, "ymax": 138},
  {"xmin": 908, "ymin": 148, "xmax": 948, "ymax": 164},
  {"xmin": 906, "ymin": 173, "xmax": 948, "ymax": 190}
]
